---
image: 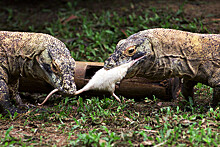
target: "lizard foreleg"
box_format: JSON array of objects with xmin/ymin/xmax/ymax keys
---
[
  {"xmin": 213, "ymin": 87, "xmax": 220, "ymax": 106},
  {"xmin": 181, "ymin": 78, "xmax": 197, "ymax": 104},
  {"xmin": 0, "ymin": 79, "xmax": 22, "ymax": 115}
]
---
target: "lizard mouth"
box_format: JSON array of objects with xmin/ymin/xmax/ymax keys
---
[
  {"xmin": 132, "ymin": 55, "xmax": 146, "ymax": 65},
  {"xmin": 126, "ymin": 55, "xmax": 146, "ymax": 78}
]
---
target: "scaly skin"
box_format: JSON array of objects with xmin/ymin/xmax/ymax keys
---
[
  {"xmin": 0, "ymin": 31, "xmax": 76, "ymax": 115},
  {"xmin": 104, "ymin": 28, "xmax": 220, "ymax": 106}
]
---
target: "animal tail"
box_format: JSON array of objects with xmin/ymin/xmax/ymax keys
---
[
  {"xmin": 74, "ymin": 88, "xmax": 85, "ymax": 95},
  {"xmin": 38, "ymin": 88, "xmax": 59, "ymax": 106},
  {"xmin": 74, "ymin": 81, "xmax": 92, "ymax": 95}
]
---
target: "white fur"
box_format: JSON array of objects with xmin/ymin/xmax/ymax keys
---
[{"xmin": 74, "ymin": 61, "xmax": 134, "ymax": 101}]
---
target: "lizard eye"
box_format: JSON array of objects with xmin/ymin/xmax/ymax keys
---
[
  {"xmin": 124, "ymin": 46, "xmax": 136, "ymax": 56},
  {"xmin": 51, "ymin": 61, "xmax": 60, "ymax": 73},
  {"xmin": 128, "ymin": 48, "xmax": 135, "ymax": 54}
]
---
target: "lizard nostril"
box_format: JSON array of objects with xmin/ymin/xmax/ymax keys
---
[
  {"xmin": 104, "ymin": 58, "xmax": 116, "ymax": 69},
  {"xmin": 104, "ymin": 63, "xmax": 113, "ymax": 70},
  {"xmin": 109, "ymin": 63, "xmax": 113, "ymax": 67}
]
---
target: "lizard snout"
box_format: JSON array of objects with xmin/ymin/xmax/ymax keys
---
[
  {"xmin": 62, "ymin": 76, "xmax": 76, "ymax": 95},
  {"xmin": 104, "ymin": 59, "xmax": 115, "ymax": 70}
]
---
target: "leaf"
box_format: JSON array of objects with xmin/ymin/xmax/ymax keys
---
[
  {"xmin": 180, "ymin": 119, "xmax": 194, "ymax": 127},
  {"xmin": 120, "ymin": 29, "xmax": 128, "ymax": 37},
  {"xmin": 144, "ymin": 126, "xmax": 153, "ymax": 130},
  {"xmin": 196, "ymin": 83, "xmax": 203, "ymax": 90},
  {"xmin": 62, "ymin": 14, "xmax": 78, "ymax": 25},
  {"xmin": 165, "ymin": 129, "xmax": 172, "ymax": 139},
  {"xmin": 105, "ymin": 30, "xmax": 114, "ymax": 34},
  {"xmin": 141, "ymin": 140, "xmax": 154, "ymax": 146}
]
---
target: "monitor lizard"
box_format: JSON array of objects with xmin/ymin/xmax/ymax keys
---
[
  {"xmin": 0, "ymin": 31, "xmax": 76, "ymax": 115},
  {"xmin": 104, "ymin": 28, "xmax": 220, "ymax": 106}
]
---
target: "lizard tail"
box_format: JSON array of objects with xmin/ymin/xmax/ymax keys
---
[{"xmin": 38, "ymin": 88, "xmax": 59, "ymax": 106}]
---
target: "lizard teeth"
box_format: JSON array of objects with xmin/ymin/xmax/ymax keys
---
[{"xmin": 38, "ymin": 88, "xmax": 59, "ymax": 106}]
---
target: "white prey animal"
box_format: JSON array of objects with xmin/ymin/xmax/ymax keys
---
[{"xmin": 74, "ymin": 61, "xmax": 135, "ymax": 102}]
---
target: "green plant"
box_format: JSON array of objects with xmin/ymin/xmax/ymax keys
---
[{"xmin": 0, "ymin": 126, "xmax": 18, "ymax": 147}]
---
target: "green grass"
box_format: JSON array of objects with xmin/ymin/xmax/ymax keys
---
[
  {"xmin": 0, "ymin": 0, "xmax": 219, "ymax": 146},
  {"xmin": 44, "ymin": 2, "xmax": 209, "ymax": 62},
  {"xmin": 1, "ymin": 1, "xmax": 209, "ymax": 62},
  {"xmin": 1, "ymin": 96, "xmax": 219, "ymax": 146}
]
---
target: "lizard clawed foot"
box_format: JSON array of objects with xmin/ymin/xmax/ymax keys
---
[
  {"xmin": 4, "ymin": 106, "xmax": 27, "ymax": 116},
  {"xmin": 23, "ymin": 104, "xmax": 36, "ymax": 109},
  {"xmin": 18, "ymin": 103, "xmax": 31, "ymax": 109}
]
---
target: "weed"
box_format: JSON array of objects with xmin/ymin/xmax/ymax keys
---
[{"xmin": 0, "ymin": 126, "xmax": 18, "ymax": 147}]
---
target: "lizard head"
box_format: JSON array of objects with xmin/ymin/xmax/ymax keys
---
[
  {"xmin": 33, "ymin": 39, "xmax": 76, "ymax": 96},
  {"xmin": 104, "ymin": 33, "xmax": 154, "ymax": 78}
]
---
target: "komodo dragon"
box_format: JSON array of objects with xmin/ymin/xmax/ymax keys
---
[
  {"xmin": 104, "ymin": 28, "xmax": 220, "ymax": 106},
  {"xmin": 0, "ymin": 31, "xmax": 76, "ymax": 115}
]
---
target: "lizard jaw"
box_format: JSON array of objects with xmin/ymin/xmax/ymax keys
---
[
  {"xmin": 126, "ymin": 55, "xmax": 146, "ymax": 78},
  {"xmin": 132, "ymin": 55, "xmax": 146, "ymax": 65}
]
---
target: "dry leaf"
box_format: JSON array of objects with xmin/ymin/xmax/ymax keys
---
[{"xmin": 62, "ymin": 14, "xmax": 78, "ymax": 24}]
